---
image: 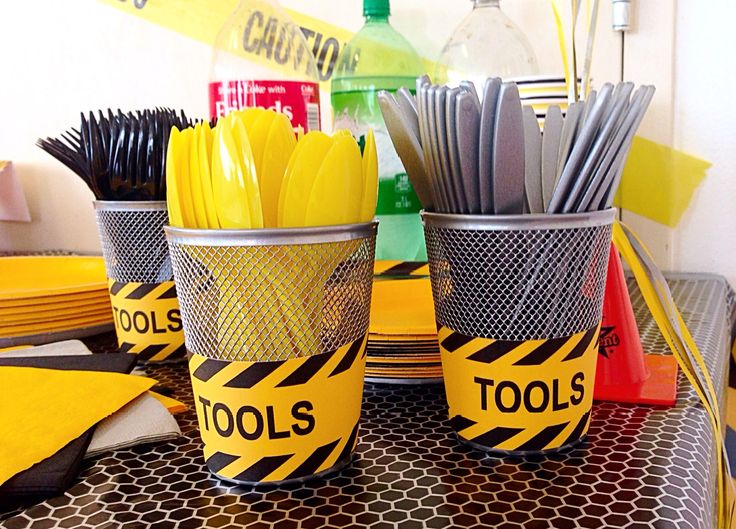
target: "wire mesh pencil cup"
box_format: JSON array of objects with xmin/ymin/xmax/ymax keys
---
[
  {"xmin": 94, "ymin": 201, "xmax": 185, "ymax": 362},
  {"xmin": 164, "ymin": 222, "xmax": 377, "ymax": 485},
  {"xmin": 422, "ymin": 209, "xmax": 615, "ymax": 454}
]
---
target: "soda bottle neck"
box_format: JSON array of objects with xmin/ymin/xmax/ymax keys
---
[
  {"xmin": 365, "ymin": 13, "xmax": 390, "ymax": 23},
  {"xmin": 473, "ymin": 0, "xmax": 501, "ymax": 8}
]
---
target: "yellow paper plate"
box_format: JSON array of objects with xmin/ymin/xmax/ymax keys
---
[
  {"xmin": 365, "ymin": 368, "xmax": 443, "ymax": 377},
  {"xmin": 0, "ymin": 256, "xmax": 108, "ymax": 300},
  {"xmin": 0, "ymin": 314, "xmax": 113, "ymax": 337},
  {"xmin": 369, "ymin": 334, "xmax": 437, "ymax": 342},
  {"xmin": 370, "ymin": 278, "xmax": 436, "ymax": 336},
  {"xmin": 0, "ymin": 323, "xmax": 114, "ymax": 349},
  {"xmin": 0, "ymin": 290, "xmax": 110, "ymax": 309},
  {"xmin": 0, "ymin": 305, "xmax": 112, "ymax": 325},
  {"xmin": 365, "ymin": 355, "xmax": 440, "ymax": 363}
]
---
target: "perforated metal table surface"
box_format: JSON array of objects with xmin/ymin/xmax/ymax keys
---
[{"xmin": 0, "ymin": 274, "xmax": 731, "ymax": 529}]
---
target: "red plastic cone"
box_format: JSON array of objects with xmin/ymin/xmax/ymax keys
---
[{"xmin": 593, "ymin": 244, "xmax": 678, "ymax": 406}]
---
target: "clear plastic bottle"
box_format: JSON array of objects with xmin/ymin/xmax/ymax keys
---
[
  {"xmin": 436, "ymin": 0, "xmax": 539, "ymax": 87},
  {"xmin": 209, "ymin": 0, "xmax": 322, "ymax": 131},
  {"xmin": 331, "ymin": 0, "xmax": 426, "ymax": 261}
]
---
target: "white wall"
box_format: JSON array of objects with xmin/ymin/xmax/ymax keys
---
[
  {"xmin": 0, "ymin": 1, "xmax": 211, "ymax": 252},
  {"xmin": 670, "ymin": 0, "xmax": 736, "ymax": 286}
]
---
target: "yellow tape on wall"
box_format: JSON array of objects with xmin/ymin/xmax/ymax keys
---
[
  {"xmin": 96, "ymin": 0, "xmax": 353, "ymax": 90},
  {"xmin": 616, "ymin": 136, "xmax": 711, "ymax": 228},
  {"xmin": 95, "ymin": 0, "xmax": 437, "ymax": 90},
  {"xmin": 188, "ymin": 335, "xmax": 366, "ymax": 483}
]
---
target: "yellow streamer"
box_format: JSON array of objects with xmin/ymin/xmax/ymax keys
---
[
  {"xmin": 614, "ymin": 221, "xmax": 734, "ymax": 528},
  {"xmin": 550, "ymin": 1, "xmax": 570, "ymax": 98}
]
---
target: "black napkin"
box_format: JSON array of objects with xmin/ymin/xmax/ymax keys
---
[{"xmin": 0, "ymin": 353, "xmax": 137, "ymax": 505}]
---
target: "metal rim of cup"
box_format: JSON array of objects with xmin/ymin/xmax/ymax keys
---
[
  {"xmin": 93, "ymin": 200, "xmax": 168, "ymax": 211},
  {"xmin": 164, "ymin": 221, "xmax": 379, "ymax": 247},
  {"xmin": 420, "ymin": 208, "xmax": 616, "ymax": 231}
]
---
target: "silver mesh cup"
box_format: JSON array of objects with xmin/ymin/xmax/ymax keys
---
[
  {"xmin": 423, "ymin": 209, "xmax": 615, "ymax": 455},
  {"xmin": 166, "ymin": 223, "xmax": 377, "ymax": 485},
  {"xmin": 422, "ymin": 210, "xmax": 615, "ymax": 340},
  {"xmin": 94, "ymin": 201, "xmax": 185, "ymax": 363},
  {"xmin": 164, "ymin": 222, "xmax": 377, "ymax": 362},
  {"xmin": 94, "ymin": 201, "xmax": 172, "ymax": 283}
]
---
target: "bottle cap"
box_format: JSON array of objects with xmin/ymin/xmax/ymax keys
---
[{"xmin": 364, "ymin": 0, "xmax": 390, "ymax": 17}]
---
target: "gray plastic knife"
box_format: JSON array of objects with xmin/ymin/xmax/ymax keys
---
[
  {"xmin": 479, "ymin": 77, "xmax": 502, "ymax": 214},
  {"xmin": 522, "ymin": 106, "xmax": 543, "ymax": 213},
  {"xmin": 377, "ymin": 91, "xmax": 434, "ymax": 210},
  {"xmin": 547, "ymin": 83, "xmax": 614, "ymax": 213},
  {"xmin": 445, "ymin": 88, "xmax": 468, "ymax": 213},
  {"xmin": 396, "ymin": 87, "xmax": 420, "ymax": 142},
  {"xmin": 541, "ymin": 105, "xmax": 563, "ymax": 212},
  {"xmin": 492, "ymin": 82, "xmax": 525, "ymax": 214},
  {"xmin": 455, "ymin": 91, "xmax": 481, "ymax": 214}
]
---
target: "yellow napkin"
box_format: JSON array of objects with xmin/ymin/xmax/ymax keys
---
[{"xmin": 0, "ymin": 367, "xmax": 156, "ymax": 485}]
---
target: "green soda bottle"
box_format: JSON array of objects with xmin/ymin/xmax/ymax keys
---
[{"xmin": 331, "ymin": 0, "xmax": 426, "ymax": 261}]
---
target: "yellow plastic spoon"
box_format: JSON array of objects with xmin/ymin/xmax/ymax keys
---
[
  {"xmin": 212, "ymin": 119, "xmax": 251, "ymax": 228},
  {"xmin": 228, "ymin": 113, "xmax": 264, "ymax": 228},
  {"xmin": 248, "ymin": 110, "xmax": 277, "ymax": 188},
  {"xmin": 188, "ymin": 123, "xmax": 209, "ymax": 229},
  {"xmin": 176, "ymin": 127, "xmax": 198, "ymax": 228},
  {"xmin": 360, "ymin": 129, "xmax": 379, "ymax": 222},
  {"xmin": 304, "ymin": 134, "xmax": 363, "ymax": 226},
  {"xmin": 165, "ymin": 127, "xmax": 184, "ymax": 227},
  {"xmin": 198, "ymin": 122, "xmax": 220, "ymax": 229},
  {"xmin": 240, "ymin": 107, "xmax": 267, "ymax": 132},
  {"xmin": 278, "ymin": 131, "xmax": 333, "ymax": 228},
  {"xmin": 277, "ymin": 133, "xmax": 310, "ymax": 227},
  {"xmin": 261, "ymin": 113, "xmax": 297, "ymax": 228}
]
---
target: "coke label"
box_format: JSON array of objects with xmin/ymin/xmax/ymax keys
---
[{"xmin": 209, "ymin": 80, "xmax": 321, "ymax": 131}]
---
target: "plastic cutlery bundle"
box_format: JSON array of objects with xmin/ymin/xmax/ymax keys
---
[
  {"xmin": 378, "ymin": 77, "xmax": 654, "ymax": 215},
  {"xmin": 166, "ymin": 108, "xmax": 378, "ymax": 229},
  {"xmin": 38, "ymin": 108, "xmax": 193, "ymax": 201}
]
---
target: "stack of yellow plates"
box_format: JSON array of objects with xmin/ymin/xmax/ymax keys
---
[
  {"xmin": 368, "ymin": 262, "xmax": 441, "ymax": 384},
  {"xmin": 0, "ymin": 256, "xmax": 113, "ymax": 347}
]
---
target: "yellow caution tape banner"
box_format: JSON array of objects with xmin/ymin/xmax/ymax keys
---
[
  {"xmin": 95, "ymin": 0, "xmax": 354, "ymax": 90},
  {"xmin": 189, "ymin": 335, "xmax": 366, "ymax": 484},
  {"xmin": 109, "ymin": 279, "xmax": 186, "ymax": 362},
  {"xmin": 439, "ymin": 324, "xmax": 600, "ymax": 453}
]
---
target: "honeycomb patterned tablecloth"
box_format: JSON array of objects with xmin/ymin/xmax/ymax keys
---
[{"xmin": 0, "ymin": 274, "xmax": 730, "ymax": 529}]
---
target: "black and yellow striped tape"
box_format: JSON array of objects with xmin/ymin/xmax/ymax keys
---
[
  {"xmin": 439, "ymin": 324, "xmax": 600, "ymax": 454},
  {"xmin": 108, "ymin": 279, "xmax": 185, "ymax": 363},
  {"xmin": 189, "ymin": 335, "xmax": 367, "ymax": 484},
  {"xmin": 373, "ymin": 261, "xmax": 429, "ymax": 280}
]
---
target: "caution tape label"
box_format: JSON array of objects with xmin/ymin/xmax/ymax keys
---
[
  {"xmin": 439, "ymin": 324, "xmax": 600, "ymax": 453},
  {"xmin": 96, "ymin": 0, "xmax": 356, "ymax": 91},
  {"xmin": 189, "ymin": 335, "xmax": 367, "ymax": 483},
  {"xmin": 108, "ymin": 279, "xmax": 186, "ymax": 362}
]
